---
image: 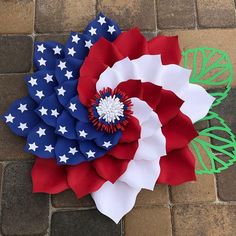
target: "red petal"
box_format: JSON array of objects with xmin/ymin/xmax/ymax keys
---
[
  {"xmin": 77, "ymin": 76, "xmax": 98, "ymax": 107},
  {"xmin": 155, "ymin": 89, "xmax": 184, "ymax": 125},
  {"xmin": 92, "ymin": 155, "xmax": 129, "ymax": 183},
  {"xmin": 79, "ymin": 55, "xmax": 108, "ymax": 79},
  {"xmin": 157, "ymin": 147, "xmax": 196, "ymax": 185},
  {"xmin": 120, "ymin": 116, "xmax": 141, "ymax": 143},
  {"xmin": 88, "ymin": 37, "xmax": 124, "ymax": 66},
  {"xmin": 31, "ymin": 158, "xmax": 69, "ymax": 194},
  {"xmin": 148, "ymin": 35, "xmax": 181, "ymax": 65},
  {"xmin": 108, "ymin": 141, "xmax": 138, "ymax": 160},
  {"xmin": 114, "ymin": 28, "xmax": 149, "ymax": 59},
  {"xmin": 66, "ymin": 162, "xmax": 105, "ymax": 198},
  {"xmin": 116, "ymin": 79, "xmax": 143, "ymax": 98},
  {"xmin": 141, "ymin": 82, "xmax": 162, "ymax": 109},
  {"xmin": 162, "ymin": 112, "xmax": 198, "ymax": 152}
]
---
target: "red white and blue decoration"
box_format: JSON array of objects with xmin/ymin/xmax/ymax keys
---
[{"xmin": 2, "ymin": 13, "xmax": 214, "ymax": 223}]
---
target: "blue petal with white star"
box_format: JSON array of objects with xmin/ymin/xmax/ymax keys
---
[
  {"xmin": 55, "ymin": 137, "xmax": 87, "ymax": 165},
  {"xmin": 84, "ymin": 13, "xmax": 121, "ymax": 42},
  {"xmin": 3, "ymin": 13, "xmax": 124, "ymax": 166},
  {"xmin": 55, "ymin": 110, "xmax": 77, "ymax": 140},
  {"xmin": 67, "ymin": 96, "xmax": 89, "ymax": 122},
  {"xmin": 35, "ymin": 93, "xmax": 63, "ymax": 127},
  {"xmin": 94, "ymin": 130, "xmax": 122, "ymax": 150},
  {"xmin": 79, "ymin": 140, "xmax": 108, "ymax": 160},
  {"xmin": 55, "ymin": 57, "xmax": 83, "ymax": 84},
  {"xmin": 2, "ymin": 96, "xmax": 40, "ymax": 137},
  {"xmin": 25, "ymin": 70, "xmax": 58, "ymax": 104},
  {"xmin": 25, "ymin": 122, "xmax": 56, "ymax": 158},
  {"xmin": 55, "ymin": 80, "xmax": 77, "ymax": 107},
  {"xmin": 65, "ymin": 33, "xmax": 92, "ymax": 60},
  {"xmin": 34, "ymin": 41, "xmax": 65, "ymax": 71},
  {"xmin": 76, "ymin": 121, "xmax": 104, "ymax": 141}
]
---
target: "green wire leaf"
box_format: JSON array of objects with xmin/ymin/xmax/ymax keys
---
[
  {"xmin": 182, "ymin": 47, "xmax": 233, "ymax": 107},
  {"xmin": 191, "ymin": 111, "xmax": 236, "ymax": 174}
]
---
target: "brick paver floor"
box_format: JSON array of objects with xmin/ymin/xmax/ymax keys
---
[{"xmin": 0, "ymin": 1, "xmax": 236, "ymax": 235}]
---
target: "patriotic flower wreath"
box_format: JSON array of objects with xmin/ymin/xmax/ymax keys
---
[{"xmin": 3, "ymin": 13, "xmax": 215, "ymax": 222}]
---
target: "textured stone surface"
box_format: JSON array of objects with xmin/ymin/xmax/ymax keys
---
[
  {"xmin": 125, "ymin": 206, "xmax": 172, "ymax": 236},
  {"xmin": 51, "ymin": 210, "xmax": 121, "ymax": 236},
  {"xmin": 161, "ymin": 29, "xmax": 236, "ymax": 88},
  {"xmin": 0, "ymin": 0, "xmax": 34, "ymax": 33},
  {"xmin": 98, "ymin": 0, "xmax": 156, "ymax": 30},
  {"xmin": 52, "ymin": 190, "xmax": 95, "ymax": 208},
  {"xmin": 136, "ymin": 184, "xmax": 169, "ymax": 206},
  {"xmin": 0, "ymin": 36, "xmax": 33, "ymax": 73},
  {"xmin": 36, "ymin": 34, "xmax": 69, "ymax": 44},
  {"xmin": 35, "ymin": 0, "xmax": 96, "ymax": 33},
  {"xmin": 173, "ymin": 205, "xmax": 236, "ymax": 235},
  {"xmin": 157, "ymin": 0, "xmax": 196, "ymax": 29},
  {"xmin": 0, "ymin": 74, "xmax": 32, "ymax": 161},
  {"xmin": 197, "ymin": 0, "xmax": 236, "ymax": 28},
  {"xmin": 171, "ymin": 174, "xmax": 216, "ymax": 203},
  {"xmin": 1, "ymin": 162, "xmax": 49, "ymax": 235},
  {"xmin": 217, "ymin": 162, "xmax": 236, "ymax": 201}
]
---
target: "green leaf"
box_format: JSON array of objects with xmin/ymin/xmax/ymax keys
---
[
  {"xmin": 182, "ymin": 47, "xmax": 233, "ymax": 107},
  {"xmin": 191, "ymin": 111, "xmax": 236, "ymax": 174}
]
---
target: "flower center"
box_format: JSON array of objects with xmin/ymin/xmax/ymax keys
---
[
  {"xmin": 89, "ymin": 88, "xmax": 132, "ymax": 133},
  {"xmin": 96, "ymin": 95, "xmax": 124, "ymax": 123}
]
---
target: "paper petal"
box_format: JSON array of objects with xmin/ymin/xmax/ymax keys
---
[{"xmin": 92, "ymin": 181, "xmax": 140, "ymax": 224}]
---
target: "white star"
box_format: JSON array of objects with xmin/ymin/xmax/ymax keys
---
[
  {"xmin": 45, "ymin": 144, "xmax": 54, "ymax": 153},
  {"xmin": 53, "ymin": 45, "xmax": 62, "ymax": 55},
  {"xmin": 85, "ymin": 40, "xmax": 93, "ymax": 49},
  {"xmin": 35, "ymin": 90, "xmax": 45, "ymax": 99},
  {"xmin": 86, "ymin": 150, "xmax": 96, "ymax": 158},
  {"xmin": 107, "ymin": 25, "xmax": 116, "ymax": 34},
  {"xmin": 28, "ymin": 142, "xmax": 38, "ymax": 151},
  {"xmin": 18, "ymin": 103, "xmax": 28, "ymax": 113},
  {"xmin": 37, "ymin": 44, "xmax": 46, "ymax": 53},
  {"xmin": 79, "ymin": 130, "xmax": 88, "ymax": 138},
  {"xmin": 5, "ymin": 114, "xmax": 15, "ymax": 123},
  {"xmin": 58, "ymin": 61, "xmax": 67, "ymax": 70},
  {"xmin": 28, "ymin": 77, "xmax": 37, "ymax": 87},
  {"xmin": 59, "ymin": 154, "xmax": 69, "ymax": 163},
  {"xmin": 57, "ymin": 86, "xmax": 66, "ymax": 96},
  {"xmin": 51, "ymin": 109, "xmax": 59, "ymax": 117},
  {"xmin": 72, "ymin": 34, "xmax": 80, "ymax": 44},
  {"xmin": 58, "ymin": 126, "xmax": 67, "ymax": 135},
  {"xmin": 65, "ymin": 70, "xmax": 73, "ymax": 80},
  {"xmin": 89, "ymin": 26, "xmax": 97, "ymax": 36},
  {"xmin": 103, "ymin": 141, "xmax": 112, "ymax": 149},
  {"xmin": 44, "ymin": 74, "xmax": 53, "ymax": 83},
  {"xmin": 36, "ymin": 127, "xmax": 46, "ymax": 137},
  {"xmin": 69, "ymin": 102, "xmax": 77, "ymax": 112},
  {"xmin": 38, "ymin": 106, "xmax": 48, "ymax": 116},
  {"xmin": 68, "ymin": 47, "xmax": 76, "ymax": 57},
  {"xmin": 69, "ymin": 147, "xmax": 78, "ymax": 155},
  {"xmin": 97, "ymin": 16, "xmax": 106, "ymax": 25},
  {"xmin": 38, "ymin": 57, "xmax": 46, "ymax": 66},
  {"xmin": 18, "ymin": 122, "xmax": 28, "ymax": 131}
]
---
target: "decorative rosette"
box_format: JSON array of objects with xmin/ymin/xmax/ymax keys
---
[{"xmin": 2, "ymin": 13, "xmax": 215, "ymax": 223}]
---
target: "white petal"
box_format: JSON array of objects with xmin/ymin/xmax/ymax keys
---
[
  {"xmin": 141, "ymin": 112, "xmax": 162, "ymax": 138},
  {"xmin": 92, "ymin": 181, "xmax": 140, "ymax": 224},
  {"xmin": 112, "ymin": 57, "xmax": 138, "ymax": 80},
  {"xmin": 135, "ymin": 128, "xmax": 166, "ymax": 160},
  {"xmin": 130, "ymin": 97, "xmax": 153, "ymax": 124},
  {"xmin": 180, "ymin": 83, "xmax": 215, "ymax": 123},
  {"xmin": 119, "ymin": 159, "xmax": 160, "ymax": 190},
  {"xmin": 132, "ymin": 55, "xmax": 162, "ymax": 83},
  {"xmin": 96, "ymin": 67, "xmax": 123, "ymax": 91}
]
